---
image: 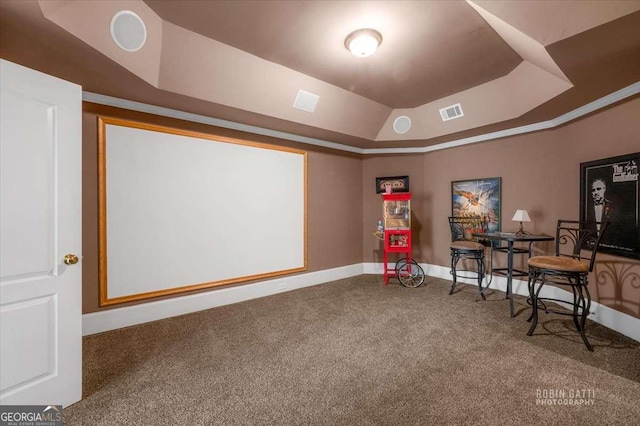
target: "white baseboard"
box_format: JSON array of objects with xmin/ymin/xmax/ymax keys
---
[
  {"xmin": 364, "ymin": 262, "xmax": 640, "ymax": 342},
  {"xmin": 85, "ymin": 262, "xmax": 639, "ymax": 342},
  {"xmin": 82, "ymin": 263, "xmax": 363, "ymax": 335}
]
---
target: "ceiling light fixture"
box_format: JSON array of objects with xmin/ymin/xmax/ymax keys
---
[{"xmin": 344, "ymin": 29, "xmax": 382, "ymax": 58}]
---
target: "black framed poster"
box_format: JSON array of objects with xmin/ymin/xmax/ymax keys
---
[
  {"xmin": 580, "ymin": 152, "xmax": 640, "ymax": 259},
  {"xmin": 375, "ymin": 176, "xmax": 409, "ymax": 194}
]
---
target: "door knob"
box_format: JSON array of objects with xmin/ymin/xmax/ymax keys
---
[{"xmin": 63, "ymin": 254, "xmax": 79, "ymax": 265}]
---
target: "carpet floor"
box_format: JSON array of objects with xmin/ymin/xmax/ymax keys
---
[{"xmin": 64, "ymin": 275, "xmax": 640, "ymax": 425}]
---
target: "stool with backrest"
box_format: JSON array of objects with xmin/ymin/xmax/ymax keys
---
[
  {"xmin": 526, "ymin": 220, "xmax": 608, "ymax": 351},
  {"xmin": 448, "ymin": 216, "xmax": 490, "ymax": 300}
]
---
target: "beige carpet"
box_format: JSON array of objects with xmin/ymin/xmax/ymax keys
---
[{"xmin": 64, "ymin": 275, "xmax": 640, "ymax": 425}]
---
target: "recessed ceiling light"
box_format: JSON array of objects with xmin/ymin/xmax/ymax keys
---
[{"xmin": 344, "ymin": 29, "xmax": 382, "ymax": 58}]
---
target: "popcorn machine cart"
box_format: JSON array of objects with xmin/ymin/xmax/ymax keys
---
[{"xmin": 378, "ymin": 192, "xmax": 425, "ymax": 287}]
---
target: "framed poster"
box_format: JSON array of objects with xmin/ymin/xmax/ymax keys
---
[
  {"xmin": 375, "ymin": 175, "xmax": 409, "ymax": 193},
  {"xmin": 580, "ymin": 152, "xmax": 639, "ymax": 259},
  {"xmin": 451, "ymin": 177, "xmax": 501, "ymax": 233}
]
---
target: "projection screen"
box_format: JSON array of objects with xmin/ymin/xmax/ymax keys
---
[{"xmin": 98, "ymin": 117, "xmax": 307, "ymax": 306}]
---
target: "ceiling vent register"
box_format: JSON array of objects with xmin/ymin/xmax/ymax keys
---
[{"xmin": 439, "ymin": 103, "xmax": 464, "ymax": 122}]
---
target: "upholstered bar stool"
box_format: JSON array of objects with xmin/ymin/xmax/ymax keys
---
[
  {"xmin": 526, "ymin": 220, "xmax": 608, "ymax": 351},
  {"xmin": 448, "ymin": 216, "xmax": 490, "ymax": 301}
]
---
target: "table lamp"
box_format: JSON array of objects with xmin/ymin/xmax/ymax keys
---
[{"xmin": 512, "ymin": 209, "xmax": 531, "ymax": 237}]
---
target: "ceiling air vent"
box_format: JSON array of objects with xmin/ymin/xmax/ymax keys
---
[{"xmin": 439, "ymin": 103, "xmax": 464, "ymax": 122}]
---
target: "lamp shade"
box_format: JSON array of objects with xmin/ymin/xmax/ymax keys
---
[{"xmin": 512, "ymin": 210, "xmax": 531, "ymax": 222}]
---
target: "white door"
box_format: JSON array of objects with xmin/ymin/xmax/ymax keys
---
[{"xmin": 0, "ymin": 59, "xmax": 82, "ymax": 407}]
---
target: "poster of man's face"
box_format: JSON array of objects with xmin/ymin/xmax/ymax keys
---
[{"xmin": 580, "ymin": 153, "xmax": 640, "ymax": 259}]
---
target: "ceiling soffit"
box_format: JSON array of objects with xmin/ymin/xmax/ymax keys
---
[
  {"xmin": 377, "ymin": 62, "xmax": 571, "ymax": 141},
  {"xmin": 472, "ymin": 0, "xmax": 640, "ymax": 46},
  {"xmin": 40, "ymin": 0, "xmax": 163, "ymax": 87},
  {"xmin": 143, "ymin": 0, "xmax": 522, "ymax": 109},
  {"xmin": 35, "ymin": 0, "xmax": 640, "ymax": 148}
]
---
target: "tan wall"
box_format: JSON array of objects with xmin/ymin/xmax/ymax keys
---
[
  {"xmin": 84, "ymin": 98, "xmax": 639, "ymax": 319},
  {"xmin": 362, "ymin": 155, "xmax": 426, "ymax": 263},
  {"xmin": 82, "ymin": 103, "xmax": 363, "ymax": 313},
  {"xmin": 363, "ymin": 96, "xmax": 640, "ymax": 318}
]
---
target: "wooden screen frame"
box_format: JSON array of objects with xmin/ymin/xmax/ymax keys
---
[{"xmin": 98, "ymin": 117, "xmax": 307, "ymax": 306}]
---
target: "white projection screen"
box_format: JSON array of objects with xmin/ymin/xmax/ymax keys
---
[{"xmin": 98, "ymin": 117, "xmax": 307, "ymax": 306}]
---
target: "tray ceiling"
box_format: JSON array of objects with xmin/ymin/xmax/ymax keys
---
[{"xmin": 1, "ymin": 0, "xmax": 639, "ymax": 151}]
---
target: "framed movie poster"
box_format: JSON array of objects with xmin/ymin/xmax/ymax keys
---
[
  {"xmin": 375, "ymin": 175, "xmax": 409, "ymax": 194},
  {"xmin": 451, "ymin": 177, "xmax": 501, "ymax": 233},
  {"xmin": 580, "ymin": 152, "xmax": 640, "ymax": 259}
]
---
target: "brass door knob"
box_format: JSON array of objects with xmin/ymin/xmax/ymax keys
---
[{"xmin": 63, "ymin": 254, "xmax": 79, "ymax": 265}]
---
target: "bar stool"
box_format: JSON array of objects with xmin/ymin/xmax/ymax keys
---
[
  {"xmin": 448, "ymin": 216, "xmax": 490, "ymax": 300},
  {"xmin": 526, "ymin": 220, "xmax": 608, "ymax": 351}
]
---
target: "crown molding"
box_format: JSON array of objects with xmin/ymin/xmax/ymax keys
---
[
  {"xmin": 82, "ymin": 92, "xmax": 364, "ymax": 154},
  {"xmin": 84, "ymin": 81, "xmax": 639, "ymax": 156}
]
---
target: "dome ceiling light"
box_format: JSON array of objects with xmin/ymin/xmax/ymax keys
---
[{"xmin": 344, "ymin": 28, "xmax": 382, "ymax": 58}]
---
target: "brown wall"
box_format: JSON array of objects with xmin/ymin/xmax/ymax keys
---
[
  {"xmin": 363, "ymin": 96, "xmax": 640, "ymax": 318},
  {"xmin": 362, "ymin": 155, "xmax": 426, "ymax": 263},
  {"xmin": 84, "ymin": 97, "xmax": 639, "ymax": 319},
  {"xmin": 82, "ymin": 103, "xmax": 363, "ymax": 313}
]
